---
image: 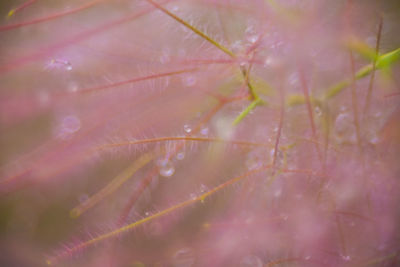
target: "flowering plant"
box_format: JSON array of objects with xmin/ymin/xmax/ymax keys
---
[{"xmin": 1, "ymin": 0, "xmax": 400, "ymax": 266}]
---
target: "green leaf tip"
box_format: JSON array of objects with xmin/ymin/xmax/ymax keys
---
[
  {"xmin": 233, "ymin": 98, "xmax": 264, "ymax": 126},
  {"xmin": 323, "ymin": 47, "xmax": 400, "ymax": 100}
]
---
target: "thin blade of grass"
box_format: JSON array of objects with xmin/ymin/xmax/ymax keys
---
[
  {"xmin": 349, "ymin": 51, "xmax": 362, "ymax": 153},
  {"xmin": 232, "ymin": 98, "xmax": 263, "ymax": 126},
  {"xmin": 75, "ymin": 68, "xmax": 197, "ymax": 95},
  {"xmin": 1, "ymin": 0, "xmax": 103, "ymax": 32},
  {"xmin": 145, "ymin": 0, "xmax": 235, "ymax": 58},
  {"xmin": 47, "ymin": 166, "xmax": 271, "ymax": 265},
  {"xmin": 363, "ymin": 17, "xmax": 383, "ymax": 118},
  {"xmin": 7, "ymin": 0, "xmax": 37, "ymax": 18},
  {"xmin": 70, "ymin": 152, "xmax": 156, "ymax": 218},
  {"xmin": 97, "ymin": 136, "xmax": 272, "ymax": 150},
  {"xmin": 0, "ymin": 0, "xmax": 172, "ymax": 74}
]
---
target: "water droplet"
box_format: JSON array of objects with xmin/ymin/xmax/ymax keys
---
[
  {"xmin": 173, "ymin": 248, "xmax": 195, "ymax": 267},
  {"xmin": 55, "ymin": 115, "xmax": 81, "ymax": 139},
  {"xmin": 239, "ymin": 255, "xmax": 263, "ymax": 267},
  {"xmin": 171, "ymin": 5, "xmax": 179, "ymax": 12},
  {"xmin": 176, "ymin": 152, "xmax": 185, "ymax": 160},
  {"xmin": 65, "ymin": 62, "xmax": 73, "ymax": 71},
  {"xmin": 246, "ymin": 148, "xmax": 269, "ymax": 171},
  {"xmin": 288, "ymin": 72, "xmax": 299, "ymax": 85},
  {"xmin": 263, "ymin": 56, "xmax": 273, "ymax": 67},
  {"xmin": 145, "ymin": 211, "xmax": 150, "ymax": 216},
  {"xmin": 367, "ymin": 132, "xmax": 380, "ymax": 145},
  {"xmin": 239, "ymin": 59, "xmax": 249, "ymax": 69},
  {"xmin": 199, "ymin": 184, "xmax": 208, "ymax": 193},
  {"xmin": 245, "ymin": 25, "xmax": 259, "ymax": 44},
  {"xmin": 160, "ymin": 49, "xmax": 170, "ymax": 64},
  {"xmin": 157, "ymin": 158, "xmax": 175, "ymax": 177},
  {"xmin": 314, "ymin": 106, "xmax": 322, "ymax": 116},
  {"xmin": 280, "ymin": 213, "xmax": 289, "ymax": 221},
  {"xmin": 159, "ymin": 161, "xmax": 175, "ymax": 177},
  {"xmin": 274, "ymin": 189, "xmax": 282, "ymax": 198},
  {"xmin": 45, "ymin": 59, "xmax": 73, "ymax": 71},
  {"xmin": 244, "ymin": 25, "xmax": 259, "ymax": 44},
  {"xmin": 67, "ymin": 81, "xmax": 79, "ymax": 93},
  {"xmin": 62, "ymin": 116, "xmax": 81, "ymax": 133},
  {"xmin": 183, "ymin": 124, "xmax": 192, "ymax": 134},
  {"xmin": 200, "ymin": 126, "xmax": 209, "ymax": 136},
  {"xmin": 341, "ymin": 255, "xmax": 351, "ymax": 261},
  {"xmin": 182, "ymin": 75, "xmax": 196, "ymax": 87},
  {"xmin": 270, "ymin": 148, "xmax": 284, "ymax": 167},
  {"xmin": 334, "ymin": 112, "xmax": 356, "ymax": 144},
  {"xmin": 304, "ymin": 255, "xmax": 311, "ymax": 260},
  {"xmin": 247, "ymin": 34, "xmax": 259, "ymax": 44},
  {"xmin": 190, "ymin": 193, "xmax": 197, "ymax": 200},
  {"xmin": 78, "ymin": 194, "xmax": 89, "ymax": 203},
  {"xmin": 230, "ymin": 40, "xmax": 244, "ymax": 54},
  {"xmin": 245, "ymin": 154, "xmax": 263, "ymax": 171}
]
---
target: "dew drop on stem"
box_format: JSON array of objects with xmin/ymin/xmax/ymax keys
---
[
  {"xmin": 62, "ymin": 116, "xmax": 81, "ymax": 133},
  {"xmin": 200, "ymin": 126, "xmax": 209, "ymax": 136},
  {"xmin": 159, "ymin": 164, "xmax": 175, "ymax": 177},
  {"xmin": 263, "ymin": 56, "xmax": 273, "ymax": 67},
  {"xmin": 270, "ymin": 148, "xmax": 284, "ymax": 168},
  {"xmin": 67, "ymin": 81, "xmax": 79, "ymax": 93},
  {"xmin": 55, "ymin": 115, "xmax": 81, "ymax": 140},
  {"xmin": 245, "ymin": 25, "xmax": 259, "ymax": 44},
  {"xmin": 274, "ymin": 189, "xmax": 282, "ymax": 198},
  {"xmin": 157, "ymin": 158, "xmax": 175, "ymax": 177},
  {"xmin": 183, "ymin": 124, "xmax": 192, "ymax": 134},
  {"xmin": 230, "ymin": 40, "xmax": 244, "ymax": 54},
  {"xmin": 314, "ymin": 106, "xmax": 322, "ymax": 116},
  {"xmin": 334, "ymin": 112, "xmax": 356, "ymax": 144},
  {"xmin": 245, "ymin": 154, "xmax": 263, "ymax": 171},
  {"xmin": 65, "ymin": 62, "xmax": 73, "ymax": 71},
  {"xmin": 341, "ymin": 255, "xmax": 351, "ymax": 262},
  {"xmin": 182, "ymin": 75, "xmax": 196, "ymax": 87},
  {"xmin": 78, "ymin": 194, "xmax": 89, "ymax": 203},
  {"xmin": 160, "ymin": 48, "xmax": 170, "ymax": 64},
  {"xmin": 171, "ymin": 5, "xmax": 179, "ymax": 12},
  {"xmin": 246, "ymin": 148, "xmax": 269, "ymax": 171},
  {"xmin": 199, "ymin": 184, "xmax": 208, "ymax": 193},
  {"xmin": 46, "ymin": 59, "xmax": 72, "ymax": 71},
  {"xmin": 176, "ymin": 152, "xmax": 185, "ymax": 160},
  {"xmin": 239, "ymin": 59, "xmax": 250, "ymax": 69}
]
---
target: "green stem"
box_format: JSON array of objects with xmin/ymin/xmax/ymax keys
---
[{"xmin": 233, "ymin": 98, "xmax": 264, "ymax": 125}]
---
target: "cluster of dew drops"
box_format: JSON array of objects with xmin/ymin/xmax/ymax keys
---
[
  {"xmin": 37, "ymin": 7, "xmax": 391, "ymax": 266},
  {"xmin": 156, "ymin": 123, "xmax": 209, "ymax": 179}
]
